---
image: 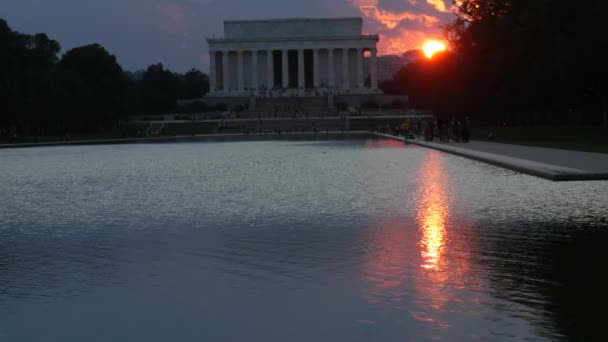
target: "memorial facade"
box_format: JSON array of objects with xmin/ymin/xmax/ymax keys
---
[{"xmin": 207, "ymin": 18, "xmax": 380, "ymax": 97}]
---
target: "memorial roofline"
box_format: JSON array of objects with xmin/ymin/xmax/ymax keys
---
[
  {"xmin": 223, "ymin": 17, "xmax": 363, "ymax": 24},
  {"xmin": 206, "ymin": 34, "xmax": 379, "ymax": 43}
]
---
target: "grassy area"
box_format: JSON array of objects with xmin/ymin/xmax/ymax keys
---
[{"xmin": 472, "ymin": 125, "xmax": 608, "ymax": 153}]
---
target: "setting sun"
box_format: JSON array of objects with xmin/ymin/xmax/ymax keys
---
[{"xmin": 423, "ymin": 40, "xmax": 447, "ymax": 59}]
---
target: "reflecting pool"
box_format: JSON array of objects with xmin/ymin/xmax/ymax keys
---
[{"xmin": 1, "ymin": 139, "xmax": 607, "ymax": 341}]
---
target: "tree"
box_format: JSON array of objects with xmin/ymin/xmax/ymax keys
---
[
  {"xmin": 0, "ymin": 18, "xmax": 214, "ymax": 139},
  {"xmin": 0, "ymin": 19, "xmax": 23, "ymax": 128},
  {"xmin": 55, "ymin": 43, "xmax": 131, "ymax": 130},
  {"xmin": 138, "ymin": 63, "xmax": 181, "ymax": 115},
  {"xmin": 439, "ymin": 0, "xmax": 608, "ymax": 126},
  {"xmin": 0, "ymin": 19, "xmax": 61, "ymax": 135},
  {"xmin": 381, "ymin": 50, "xmax": 465, "ymax": 118},
  {"xmin": 180, "ymin": 68, "xmax": 209, "ymax": 99}
]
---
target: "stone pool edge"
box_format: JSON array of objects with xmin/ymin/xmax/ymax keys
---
[
  {"xmin": 375, "ymin": 132, "xmax": 608, "ymax": 182},
  {"xmin": 0, "ymin": 131, "xmax": 375, "ymax": 149}
]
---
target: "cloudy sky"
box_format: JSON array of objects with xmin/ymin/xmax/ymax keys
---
[{"xmin": 1, "ymin": 0, "xmax": 455, "ymax": 72}]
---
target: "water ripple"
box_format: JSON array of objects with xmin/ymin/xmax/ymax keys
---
[{"xmin": 1, "ymin": 140, "xmax": 607, "ymax": 341}]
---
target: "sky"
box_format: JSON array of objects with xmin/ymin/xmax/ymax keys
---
[{"xmin": 1, "ymin": 0, "xmax": 455, "ymax": 72}]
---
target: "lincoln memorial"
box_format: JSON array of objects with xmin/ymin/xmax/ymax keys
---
[{"xmin": 207, "ymin": 17, "xmax": 380, "ymax": 97}]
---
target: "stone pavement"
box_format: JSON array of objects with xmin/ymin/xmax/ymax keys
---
[
  {"xmin": 459, "ymin": 141, "xmax": 608, "ymax": 173},
  {"xmin": 375, "ymin": 133, "xmax": 608, "ymax": 181}
]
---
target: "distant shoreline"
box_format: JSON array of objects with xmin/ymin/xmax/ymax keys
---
[{"xmin": 0, "ymin": 131, "xmax": 376, "ymax": 149}]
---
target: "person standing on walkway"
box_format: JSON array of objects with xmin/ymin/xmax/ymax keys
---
[
  {"xmin": 462, "ymin": 116, "xmax": 471, "ymax": 142},
  {"xmin": 454, "ymin": 120, "xmax": 462, "ymax": 143},
  {"xmin": 402, "ymin": 121, "xmax": 410, "ymax": 137}
]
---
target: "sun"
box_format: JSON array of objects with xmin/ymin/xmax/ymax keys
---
[{"xmin": 422, "ymin": 40, "xmax": 447, "ymax": 59}]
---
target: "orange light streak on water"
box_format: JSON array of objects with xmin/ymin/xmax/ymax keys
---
[{"xmin": 416, "ymin": 151, "xmax": 449, "ymax": 270}]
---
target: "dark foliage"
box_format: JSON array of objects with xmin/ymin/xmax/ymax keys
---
[
  {"xmin": 178, "ymin": 101, "xmax": 208, "ymax": 114},
  {"xmin": 390, "ymin": 99, "xmax": 406, "ymax": 109},
  {"xmin": 381, "ymin": 0, "xmax": 608, "ymax": 126},
  {"xmin": 360, "ymin": 100, "xmax": 379, "ymax": 109},
  {"xmin": 216, "ymin": 103, "xmax": 228, "ymax": 112},
  {"xmin": 55, "ymin": 44, "xmax": 130, "ymax": 130},
  {"xmin": 0, "ymin": 19, "xmax": 210, "ymax": 139}
]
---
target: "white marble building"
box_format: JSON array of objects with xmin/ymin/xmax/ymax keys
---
[{"xmin": 207, "ymin": 18, "xmax": 380, "ymax": 97}]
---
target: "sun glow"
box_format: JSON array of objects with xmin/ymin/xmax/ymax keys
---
[{"xmin": 422, "ymin": 40, "xmax": 447, "ymax": 59}]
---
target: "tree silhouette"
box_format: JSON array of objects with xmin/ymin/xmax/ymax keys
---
[
  {"xmin": 0, "ymin": 18, "xmax": 211, "ymax": 140},
  {"xmin": 382, "ymin": 0, "xmax": 607, "ymax": 126},
  {"xmin": 55, "ymin": 44, "xmax": 130, "ymax": 130}
]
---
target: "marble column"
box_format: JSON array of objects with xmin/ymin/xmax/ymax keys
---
[
  {"xmin": 267, "ymin": 50, "xmax": 274, "ymax": 89},
  {"xmin": 371, "ymin": 48, "xmax": 378, "ymax": 90},
  {"xmin": 298, "ymin": 49, "xmax": 305, "ymax": 90},
  {"xmin": 282, "ymin": 50, "xmax": 289, "ymax": 89},
  {"xmin": 313, "ymin": 49, "xmax": 320, "ymax": 88},
  {"xmin": 342, "ymin": 48, "xmax": 350, "ymax": 89},
  {"xmin": 209, "ymin": 51, "xmax": 216, "ymax": 92},
  {"xmin": 328, "ymin": 48, "xmax": 335, "ymax": 88},
  {"xmin": 222, "ymin": 51, "xmax": 229, "ymax": 91},
  {"xmin": 357, "ymin": 48, "xmax": 364, "ymax": 89},
  {"xmin": 251, "ymin": 50, "xmax": 258, "ymax": 91},
  {"xmin": 237, "ymin": 50, "xmax": 244, "ymax": 92}
]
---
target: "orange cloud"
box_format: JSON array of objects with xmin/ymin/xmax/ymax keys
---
[
  {"xmin": 353, "ymin": 1, "xmax": 439, "ymax": 29},
  {"xmin": 426, "ymin": 0, "xmax": 447, "ymax": 12},
  {"xmin": 350, "ymin": 0, "xmax": 449, "ymax": 55},
  {"xmin": 369, "ymin": 6, "xmax": 439, "ymax": 29},
  {"xmin": 379, "ymin": 28, "xmax": 435, "ymax": 55},
  {"xmin": 351, "ymin": 0, "xmax": 377, "ymax": 7}
]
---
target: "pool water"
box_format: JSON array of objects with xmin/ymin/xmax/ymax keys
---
[{"xmin": 1, "ymin": 139, "xmax": 607, "ymax": 341}]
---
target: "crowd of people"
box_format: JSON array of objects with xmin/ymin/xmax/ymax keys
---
[
  {"xmin": 422, "ymin": 118, "xmax": 471, "ymax": 143},
  {"xmin": 379, "ymin": 117, "xmax": 471, "ymax": 143},
  {"xmin": 0, "ymin": 126, "xmax": 18, "ymax": 143}
]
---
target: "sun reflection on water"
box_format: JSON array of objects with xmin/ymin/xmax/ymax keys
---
[
  {"xmin": 361, "ymin": 150, "xmax": 477, "ymax": 332},
  {"xmin": 416, "ymin": 151, "xmax": 449, "ymax": 270}
]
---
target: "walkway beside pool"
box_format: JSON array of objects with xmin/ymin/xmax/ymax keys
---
[{"xmin": 376, "ymin": 132, "xmax": 608, "ymax": 181}]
